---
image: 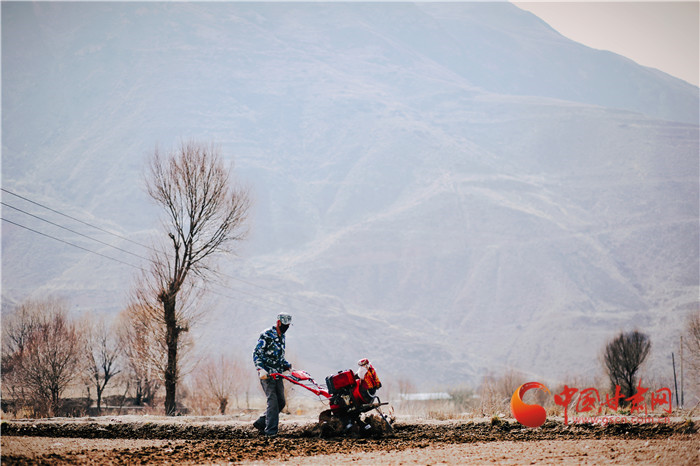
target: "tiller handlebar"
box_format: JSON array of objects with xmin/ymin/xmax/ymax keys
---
[{"xmin": 270, "ymin": 370, "xmax": 331, "ymax": 399}]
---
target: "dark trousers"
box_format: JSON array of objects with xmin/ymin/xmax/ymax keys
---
[{"xmin": 256, "ymin": 377, "xmax": 286, "ymax": 435}]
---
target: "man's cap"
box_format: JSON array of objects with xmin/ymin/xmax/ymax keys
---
[{"xmin": 277, "ymin": 312, "xmax": 292, "ymax": 325}]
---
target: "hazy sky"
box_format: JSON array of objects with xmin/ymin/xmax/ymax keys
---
[{"xmin": 514, "ymin": 1, "xmax": 699, "ymax": 86}]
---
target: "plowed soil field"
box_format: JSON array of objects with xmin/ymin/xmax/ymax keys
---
[{"xmin": 2, "ymin": 416, "xmax": 698, "ymax": 465}]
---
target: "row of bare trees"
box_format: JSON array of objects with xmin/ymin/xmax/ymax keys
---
[
  {"xmin": 1, "ymin": 298, "xmax": 126, "ymax": 417},
  {"xmin": 1, "ymin": 296, "xmax": 251, "ymax": 418},
  {"xmin": 3, "ymin": 140, "xmax": 253, "ymax": 417}
]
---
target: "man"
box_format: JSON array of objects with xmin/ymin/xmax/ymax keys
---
[{"xmin": 252, "ymin": 312, "xmax": 292, "ymax": 436}]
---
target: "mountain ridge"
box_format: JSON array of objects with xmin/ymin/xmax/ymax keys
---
[{"xmin": 2, "ymin": 2, "xmax": 698, "ymax": 389}]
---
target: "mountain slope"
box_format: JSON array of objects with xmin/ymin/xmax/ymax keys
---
[{"xmin": 2, "ymin": 2, "xmax": 698, "ymax": 388}]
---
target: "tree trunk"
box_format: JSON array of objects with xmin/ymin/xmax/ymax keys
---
[
  {"xmin": 219, "ymin": 398, "xmax": 228, "ymax": 415},
  {"xmin": 135, "ymin": 380, "xmax": 143, "ymax": 406},
  {"xmin": 163, "ymin": 293, "xmax": 179, "ymax": 416},
  {"xmin": 96, "ymin": 386, "xmax": 103, "ymax": 414},
  {"xmin": 50, "ymin": 387, "xmax": 60, "ymax": 417}
]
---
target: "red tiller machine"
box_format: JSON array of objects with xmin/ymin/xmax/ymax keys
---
[{"xmin": 271, "ymin": 361, "xmax": 393, "ymax": 436}]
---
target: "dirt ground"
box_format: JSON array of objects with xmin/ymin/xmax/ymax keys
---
[{"xmin": 2, "ymin": 416, "xmax": 698, "ymax": 465}]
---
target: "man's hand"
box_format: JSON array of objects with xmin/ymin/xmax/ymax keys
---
[{"xmin": 258, "ymin": 368, "xmax": 269, "ymax": 380}]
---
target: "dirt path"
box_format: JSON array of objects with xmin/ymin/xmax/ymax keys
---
[
  {"xmin": 2, "ymin": 417, "xmax": 698, "ymax": 465},
  {"xmin": 263, "ymin": 438, "xmax": 699, "ymax": 465}
]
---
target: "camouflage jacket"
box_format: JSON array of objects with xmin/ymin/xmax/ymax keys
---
[{"xmin": 253, "ymin": 327, "xmax": 291, "ymax": 374}]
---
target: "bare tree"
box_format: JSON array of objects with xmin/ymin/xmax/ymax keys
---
[
  {"xmin": 1, "ymin": 298, "xmax": 84, "ymax": 417},
  {"xmin": 478, "ymin": 369, "xmax": 524, "ymax": 416},
  {"xmin": 117, "ymin": 303, "xmax": 167, "ymax": 407},
  {"xmin": 396, "ymin": 377, "xmax": 416, "ymax": 398},
  {"xmin": 603, "ymin": 330, "xmax": 651, "ymax": 402},
  {"xmin": 683, "ymin": 310, "xmax": 700, "ymax": 402},
  {"xmin": 2, "ymin": 300, "xmax": 41, "ymax": 416},
  {"xmin": 193, "ymin": 354, "xmax": 245, "ymax": 415},
  {"xmin": 85, "ymin": 316, "xmax": 122, "ymax": 414},
  {"xmin": 142, "ymin": 141, "xmax": 251, "ymax": 415}
]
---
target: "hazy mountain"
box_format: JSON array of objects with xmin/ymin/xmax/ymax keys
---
[{"xmin": 2, "ymin": 2, "xmax": 698, "ymax": 390}]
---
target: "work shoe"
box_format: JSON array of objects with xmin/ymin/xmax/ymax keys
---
[{"xmin": 253, "ymin": 418, "xmax": 265, "ymax": 434}]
